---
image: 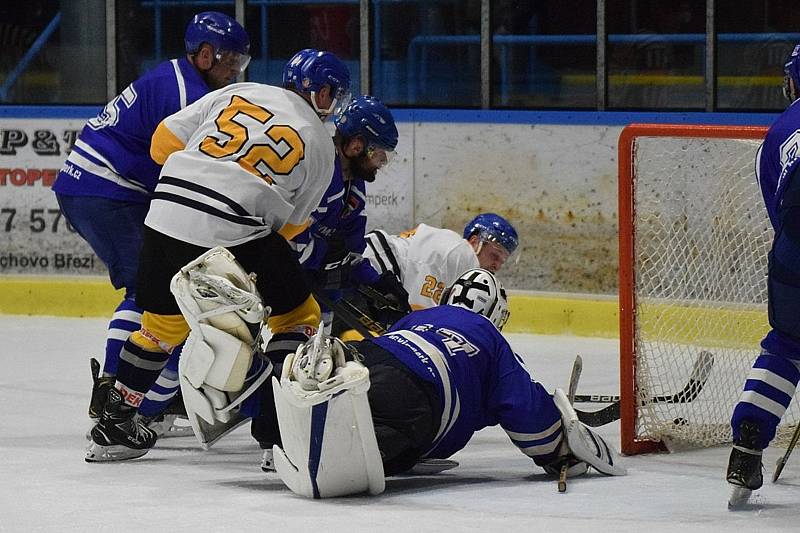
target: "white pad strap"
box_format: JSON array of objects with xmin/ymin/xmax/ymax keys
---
[{"xmin": 553, "ymin": 388, "xmax": 627, "ymax": 476}]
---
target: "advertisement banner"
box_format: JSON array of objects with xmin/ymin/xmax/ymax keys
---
[
  {"xmin": 0, "ymin": 117, "xmax": 415, "ymax": 277},
  {"xmin": 0, "ymin": 119, "xmax": 105, "ymax": 276}
]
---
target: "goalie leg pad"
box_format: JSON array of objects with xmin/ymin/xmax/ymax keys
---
[
  {"xmin": 171, "ymin": 247, "xmax": 271, "ymax": 449},
  {"xmin": 552, "ymin": 388, "xmax": 627, "ymax": 476},
  {"xmin": 171, "ymin": 246, "xmax": 266, "ymax": 342},
  {"xmin": 181, "ymin": 324, "xmax": 254, "ymax": 392},
  {"xmin": 272, "ymin": 331, "xmax": 384, "ymax": 498}
]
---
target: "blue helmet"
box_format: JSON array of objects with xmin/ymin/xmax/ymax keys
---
[
  {"xmin": 463, "ymin": 213, "xmax": 519, "ymax": 255},
  {"xmin": 283, "ymin": 48, "xmax": 351, "ymax": 116},
  {"xmin": 784, "ymin": 43, "xmax": 800, "ymax": 102},
  {"xmin": 185, "ymin": 12, "xmax": 250, "ymax": 56},
  {"xmin": 334, "ymin": 95, "xmax": 398, "ymax": 151}
]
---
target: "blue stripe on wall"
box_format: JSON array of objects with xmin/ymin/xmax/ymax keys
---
[{"xmin": 0, "ymin": 105, "xmax": 778, "ymax": 126}]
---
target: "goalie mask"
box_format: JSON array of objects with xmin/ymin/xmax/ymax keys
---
[{"xmin": 440, "ymin": 268, "xmax": 510, "ymax": 331}]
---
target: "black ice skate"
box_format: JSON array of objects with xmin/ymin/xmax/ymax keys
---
[
  {"xmin": 727, "ymin": 420, "xmax": 763, "ymax": 508},
  {"xmin": 87, "ymin": 357, "xmax": 115, "ymax": 420},
  {"xmin": 85, "ymin": 387, "xmax": 157, "ymax": 463}
]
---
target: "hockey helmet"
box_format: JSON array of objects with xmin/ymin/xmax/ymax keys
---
[
  {"xmin": 463, "ymin": 213, "xmax": 519, "ymax": 255},
  {"xmin": 441, "ymin": 268, "xmax": 510, "ymax": 331},
  {"xmin": 283, "ymin": 48, "xmax": 351, "ymax": 117},
  {"xmin": 784, "ymin": 44, "xmax": 800, "ymax": 103},
  {"xmin": 185, "ymin": 12, "xmax": 251, "ymax": 72},
  {"xmin": 335, "ymin": 95, "xmax": 399, "ymax": 166}
]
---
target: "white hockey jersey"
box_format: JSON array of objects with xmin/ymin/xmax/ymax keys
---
[
  {"xmin": 363, "ymin": 224, "xmax": 479, "ymax": 309},
  {"xmin": 146, "ymin": 83, "xmax": 335, "ymax": 247}
]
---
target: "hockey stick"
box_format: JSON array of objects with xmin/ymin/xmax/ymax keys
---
[
  {"xmin": 313, "ymin": 290, "xmax": 386, "ymax": 338},
  {"xmin": 559, "ymin": 355, "xmax": 583, "ymax": 493},
  {"xmin": 357, "ymin": 284, "xmax": 408, "ymax": 314},
  {"xmin": 773, "ymin": 422, "xmax": 800, "ymax": 483},
  {"xmin": 574, "ymin": 350, "xmax": 715, "ymax": 427}
]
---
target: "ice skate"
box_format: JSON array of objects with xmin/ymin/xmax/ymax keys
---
[
  {"xmin": 87, "ymin": 357, "xmax": 115, "ymax": 421},
  {"xmin": 727, "ymin": 421, "xmax": 763, "ymax": 509},
  {"xmin": 85, "ymin": 388, "xmax": 157, "ymax": 462},
  {"xmin": 142, "ymin": 413, "xmax": 194, "ymax": 438},
  {"xmin": 261, "ymin": 448, "xmax": 275, "ymax": 472},
  {"xmin": 142, "ymin": 393, "xmax": 194, "ymax": 438}
]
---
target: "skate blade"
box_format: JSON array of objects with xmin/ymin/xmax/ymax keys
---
[
  {"xmin": 407, "ymin": 458, "xmax": 459, "ymax": 475},
  {"xmin": 85, "ymin": 441, "xmax": 149, "ymax": 463},
  {"xmin": 727, "ymin": 484, "xmax": 753, "ymax": 509}
]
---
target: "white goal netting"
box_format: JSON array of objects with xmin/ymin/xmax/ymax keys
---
[{"xmin": 625, "ymin": 128, "xmax": 800, "ymax": 451}]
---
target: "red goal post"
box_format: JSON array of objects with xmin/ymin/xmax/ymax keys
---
[{"xmin": 618, "ymin": 123, "xmax": 773, "ymax": 455}]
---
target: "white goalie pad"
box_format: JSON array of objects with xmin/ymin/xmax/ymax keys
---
[
  {"xmin": 170, "ymin": 246, "xmax": 270, "ymax": 449},
  {"xmin": 553, "ymin": 388, "xmax": 627, "ymax": 476},
  {"xmin": 272, "ymin": 331, "xmax": 385, "ymax": 498}
]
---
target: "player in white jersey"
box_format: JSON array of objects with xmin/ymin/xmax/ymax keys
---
[
  {"xmin": 363, "ymin": 213, "xmax": 519, "ymax": 309},
  {"xmin": 86, "ymin": 49, "xmax": 351, "ymax": 462}
]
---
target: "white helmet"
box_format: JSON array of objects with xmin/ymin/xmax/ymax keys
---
[{"xmin": 441, "ymin": 268, "xmax": 510, "ymax": 331}]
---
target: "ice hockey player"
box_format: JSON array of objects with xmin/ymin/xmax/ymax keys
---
[
  {"xmin": 52, "ymin": 12, "xmax": 251, "ymax": 429},
  {"xmin": 269, "ymin": 268, "xmax": 625, "ymax": 498},
  {"xmin": 290, "ymin": 94, "xmax": 411, "ymax": 329},
  {"xmin": 85, "ymin": 48, "xmax": 351, "ymax": 462},
  {"xmin": 362, "ymin": 213, "xmax": 519, "ymax": 309},
  {"xmin": 727, "ymin": 43, "xmax": 800, "ymax": 507}
]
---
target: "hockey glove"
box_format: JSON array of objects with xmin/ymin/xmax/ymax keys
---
[{"xmin": 371, "ymin": 272, "xmax": 412, "ymax": 315}]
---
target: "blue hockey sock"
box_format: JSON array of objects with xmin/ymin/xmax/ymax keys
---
[
  {"xmin": 102, "ymin": 297, "xmax": 142, "ymax": 376},
  {"xmin": 732, "ymin": 350, "xmax": 800, "ymax": 448},
  {"xmin": 138, "ymin": 344, "xmax": 183, "ymax": 418}
]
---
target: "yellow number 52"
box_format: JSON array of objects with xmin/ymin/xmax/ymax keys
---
[{"xmin": 200, "ymin": 95, "xmax": 305, "ymax": 182}]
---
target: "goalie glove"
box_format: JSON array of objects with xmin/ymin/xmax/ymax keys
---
[{"xmin": 548, "ymin": 388, "xmax": 627, "ymax": 477}]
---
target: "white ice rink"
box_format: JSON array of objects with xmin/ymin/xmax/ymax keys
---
[{"xmin": 1, "ymin": 315, "xmax": 797, "ymax": 532}]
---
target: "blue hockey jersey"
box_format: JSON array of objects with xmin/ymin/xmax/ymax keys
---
[
  {"xmin": 293, "ymin": 156, "xmax": 380, "ymax": 285},
  {"xmin": 372, "ymin": 305, "xmax": 564, "ymax": 466},
  {"xmin": 757, "ymin": 98, "xmax": 800, "ymax": 230},
  {"xmin": 52, "ymin": 57, "xmax": 210, "ymax": 202}
]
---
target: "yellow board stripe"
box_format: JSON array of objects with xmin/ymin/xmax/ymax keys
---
[
  {"xmin": 504, "ymin": 291, "xmax": 619, "ymax": 338},
  {"xmin": 0, "ymin": 276, "xmax": 123, "ymax": 317},
  {"xmin": 0, "ymin": 278, "xmax": 769, "ymax": 344}
]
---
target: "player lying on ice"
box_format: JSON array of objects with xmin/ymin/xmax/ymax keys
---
[{"xmin": 270, "ymin": 267, "xmax": 626, "ymax": 497}]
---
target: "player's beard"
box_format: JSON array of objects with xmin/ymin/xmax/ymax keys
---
[{"xmin": 350, "ymin": 153, "xmax": 378, "ymax": 182}]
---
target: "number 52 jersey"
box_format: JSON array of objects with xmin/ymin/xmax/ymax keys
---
[{"xmin": 146, "ymin": 82, "xmax": 335, "ymax": 247}]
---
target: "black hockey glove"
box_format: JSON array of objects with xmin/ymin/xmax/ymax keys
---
[
  {"xmin": 370, "ymin": 272, "xmax": 412, "ymax": 315},
  {"xmin": 310, "ymin": 245, "xmax": 357, "ymax": 291}
]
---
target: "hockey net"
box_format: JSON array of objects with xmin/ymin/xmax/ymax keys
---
[{"xmin": 619, "ymin": 123, "xmax": 800, "ymax": 455}]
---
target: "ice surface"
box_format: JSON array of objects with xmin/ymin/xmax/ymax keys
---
[{"xmin": 1, "ymin": 316, "xmax": 796, "ymax": 532}]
